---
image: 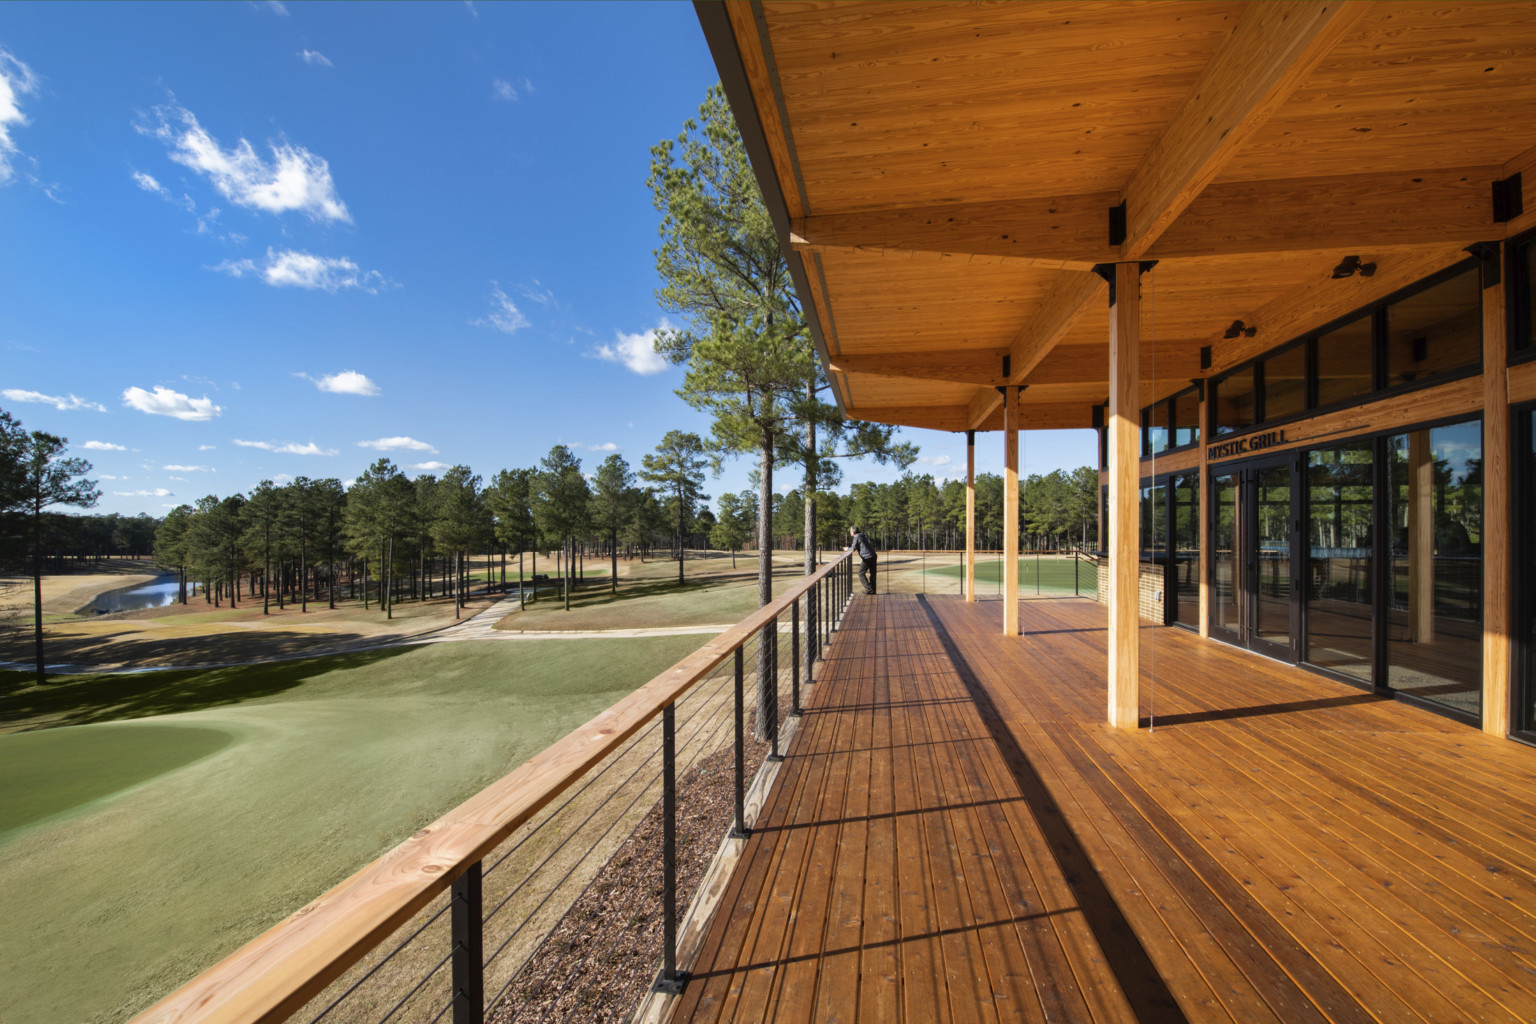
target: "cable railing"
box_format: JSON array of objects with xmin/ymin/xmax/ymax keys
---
[{"xmin": 130, "ymin": 549, "xmax": 856, "ymax": 1024}]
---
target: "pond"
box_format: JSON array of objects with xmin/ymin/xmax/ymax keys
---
[{"xmin": 84, "ymin": 576, "xmax": 180, "ymax": 615}]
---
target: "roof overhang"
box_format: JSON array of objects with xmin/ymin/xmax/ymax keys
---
[{"xmin": 697, "ymin": 0, "xmax": 1536, "ymax": 432}]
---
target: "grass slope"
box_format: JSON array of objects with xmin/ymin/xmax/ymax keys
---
[
  {"xmin": 0, "ymin": 635, "xmax": 705, "ymax": 1024},
  {"xmin": 928, "ymin": 556, "xmax": 1098, "ymax": 595}
]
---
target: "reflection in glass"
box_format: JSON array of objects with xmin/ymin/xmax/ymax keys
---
[
  {"xmin": 1146, "ymin": 403, "xmax": 1170, "ymax": 456},
  {"xmin": 1385, "ymin": 268, "xmax": 1480, "ymax": 388},
  {"xmin": 1140, "ymin": 483, "xmax": 1166, "ymax": 562},
  {"xmin": 1264, "ymin": 343, "xmax": 1307, "ymax": 421},
  {"xmin": 1215, "ymin": 366, "xmax": 1256, "ymax": 437},
  {"xmin": 1172, "ymin": 389, "xmax": 1200, "ymax": 449},
  {"xmin": 1315, "ymin": 315, "xmax": 1375, "ymax": 408},
  {"xmin": 1212, "ymin": 473, "xmax": 1240, "ymax": 635},
  {"xmin": 1173, "ymin": 472, "xmax": 1199, "ymax": 626},
  {"xmin": 1305, "ymin": 443, "xmax": 1374, "ymax": 680},
  {"xmin": 1255, "ymin": 464, "xmax": 1292, "ymax": 646},
  {"xmin": 1385, "ymin": 420, "xmax": 1483, "ymax": 717},
  {"xmin": 1525, "ymin": 414, "xmax": 1536, "ymax": 732}
]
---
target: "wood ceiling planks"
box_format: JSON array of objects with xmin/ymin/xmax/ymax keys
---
[{"xmin": 709, "ymin": 0, "xmax": 1536, "ymax": 434}]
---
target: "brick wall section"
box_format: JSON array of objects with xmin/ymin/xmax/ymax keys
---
[{"xmin": 1094, "ymin": 559, "xmax": 1166, "ymax": 623}]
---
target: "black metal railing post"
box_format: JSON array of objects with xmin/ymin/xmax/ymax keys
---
[
  {"xmin": 450, "ymin": 861, "xmax": 484, "ymax": 1024},
  {"xmin": 767, "ymin": 614, "xmax": 782, "ymax": 762},
  {"xmin": 731, "ymin": 647, "xmax": 747, "ymax": 838},
  {"xmin": 654, "ymin": 702, "xmax": 685, "ymax": 994},
  {"xmin": 791, "ymin": 597, "xmax": 802, "ymax": 716}
]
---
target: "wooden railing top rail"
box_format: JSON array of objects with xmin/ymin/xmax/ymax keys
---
[{"xmin": 131, "ymin": 548, "xmax": 854, "ymax": 1024}]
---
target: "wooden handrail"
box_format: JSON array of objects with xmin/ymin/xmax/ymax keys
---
[{"xmin": 130, "ymin": 549, "xmax": 854, "ymax": 1024}]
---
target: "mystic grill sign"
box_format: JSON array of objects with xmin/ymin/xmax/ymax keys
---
[{"xmin": 1207, "ymin": 429, "xmax": 1288, "ymax": 461}]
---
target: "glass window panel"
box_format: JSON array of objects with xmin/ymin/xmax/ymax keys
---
[
  {"xmin": 1146, "ymin": 402, "xmax": 1170, "ymax": 455},
  {"xmin": 1315, "ymin": 315, "xmax": 1375, "ymax": 408},
  {"xmin": 1173, "ymin": 472, "xmax": 1199, "ymax": 626},
  {"xmin": 1525, "ymin": 413, "xmax": 1536, "ymax": 732},
  {"xmin": 1305, "ymin": 442, "xmax": 1374, "ymax": 681},
  {"xmin": 1519, "ymin": 237, "xmax": 1536, "ymax": 351},
  {"xmin": 1263, "ymin": 343, "xmax": 1307, "ymax": 421},
  {"xmin": 1214, "ymin": 366, "xmax": 1256, "ymax": 437},
  {"xmin": 1385, "ymin": 268, "xmax": 1481, "ymax": 388},
  {"xmin": 1385, "ymin": 420, "xmax": 1483, "ymax": 718},
  {"xmin": 1212, "ymin": 471, "xmax": 1240, "ymax": 634},
  {"xmin": 1172, "ymin": 389, "xmax": 1200, "ymax": 449},
  {"xmin": 1140, "ymin": 483, "xmax": 1166, "ymax": 562}
]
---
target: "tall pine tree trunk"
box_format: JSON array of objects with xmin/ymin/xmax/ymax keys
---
[{"xmin": 755, "ymin": 429, "xmax": 775, "ymax": 741}]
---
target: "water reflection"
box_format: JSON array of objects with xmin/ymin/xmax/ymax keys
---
[{"xmin": 86, "ymin": 576, "xmax": 180, "ymax": 615}]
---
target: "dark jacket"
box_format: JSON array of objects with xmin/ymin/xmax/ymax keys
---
[{"xmin": 851, "ymin": 531, "xmax": 877, "ymax": 561}]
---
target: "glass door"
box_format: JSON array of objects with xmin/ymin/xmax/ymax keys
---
[
  {"xmin": 1210, "ymin": 470, "xmax": 1241, "ymax": 640},
  {"xmin": 1250, "ymin": 459, "xmax": 1298, "ymax": 661},
  {"xmin": 1209, "ymin": 456, "xmax": 1301, "ymax": 660}
]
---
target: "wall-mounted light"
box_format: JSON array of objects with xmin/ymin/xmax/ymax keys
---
[
  {"xmin": 1223, "ymin": 320, "xmax": 1256, "ymax": 339},
  {"xmin": 1331, "ymin": 255, "xmax": 1377, "ymax": 279}
]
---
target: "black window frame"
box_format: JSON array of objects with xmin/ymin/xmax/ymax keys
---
[
  {"xmin": 1203, "ymin": 258, "xmax": 1483, "ymax": 444},
  {"xmin": 1508, "ymin": 227, "xmax": 1536, "ymax": 363},
  {"xmin": 1140, "ymin": 384, "xmax": 1202, "ymax": 459}
]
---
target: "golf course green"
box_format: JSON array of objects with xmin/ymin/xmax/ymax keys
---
[
  {"xmin": 0, "ymin": 634, "xmax": 706, "ymax": 1024},
  {"xmin": 927, "ymin": 555, "xmax": 1098, "ymax": 596}
]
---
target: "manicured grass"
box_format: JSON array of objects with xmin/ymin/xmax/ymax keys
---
[
  {"xmin": 501, "ymin": 558, "xmax": 818, "ymax": 631},
  {"xmin": 0, "ymin": 634, "xmax": 706, "ymax": 1024},
  {"xmin": 928, "ymin": 556, "xmax": 1098, "ymax": 595}
]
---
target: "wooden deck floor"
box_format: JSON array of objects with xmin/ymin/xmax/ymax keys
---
[{"xmin": 670, "ymin": 595, "xmax": 1536, "ymax": 1023}]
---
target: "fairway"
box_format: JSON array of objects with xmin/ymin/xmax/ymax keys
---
[
  {"xmin": 0, "ymin": 634, "xmax": 708, "ymax": 1024},
  {"xmin": 927, "ymin": 555, "xmax": 1098, "ymax": 596}
]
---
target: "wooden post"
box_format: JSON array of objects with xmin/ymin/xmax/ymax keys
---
[
  {"xmin": 1198, "ymin": 389, "xmax": 1210, "ymax": 639},
  {"xmin": 1408, "ymin": 430, "xmax": 1434, "ymax": 643},
  {"xmin": 965, "ymin": 430, "xmax": 976, "ymax": 602},
  {"xmin": 1109, "ymin": 263, "xmax": 1142, "ymax": 729},
  {"xmin": 1003, "ymin": 388, "xmax": 1021, "ymax": 634},
  {"xmin": 1482, "ymin": 258, "xmax": 1511, "ymax": 736}
]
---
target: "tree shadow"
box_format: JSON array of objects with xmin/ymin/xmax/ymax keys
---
[{"xmin": 0, "ymin": 646, "xmax": 411, "ymax": 732}]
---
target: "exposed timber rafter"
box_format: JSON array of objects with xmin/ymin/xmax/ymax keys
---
[
  {"xmin": 791, "ymin": 167, "xmax": 1505, "ymax": 265},
  {"xmin": 828, "ymin": 349, "xmax": 1008, "ymax": 385},
  {"xmin": 1119, "ymin": 0, "xmax": 1366, "ymax": 260},
  {"xmin": 851, "ymin": 401, "xmax": 1091, "ymax": 434}
]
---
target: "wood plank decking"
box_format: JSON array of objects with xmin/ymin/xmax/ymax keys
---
[{"xmin": 670, "ymin": 595, "xmax": 1536, "ymax": 1023}]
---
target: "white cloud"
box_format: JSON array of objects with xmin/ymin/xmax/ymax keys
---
[
  {"xmin": 82, "ymin": 440, "xmax": 127, "ymax": 451},
  {"xmin": 492, "ymin": 78, "xmax": 517, "ymax": 102},
  {"xmin": 411, "ymin": 461, "xmax": 450, "ymax": 472},
  {"xmin": 163, "ymin": 464, "xmax": 213, "ymax": 472},
  {"xmin": 141, "ymin": 104, "xmax": 350, "ymax": 222},
  {"xmin": 343, "ymin": 477, "xmax": 356, "ymax": 488},
  {"xmin": 0, "ymin": 49, "xmax": 38, "ymax": 186},
  {"xmin": 212, "ymin": 248, "xmax": 387, "ymax": 293},
  {"xmin": 592, "ymin": 325, "xmax": 669, "ymax": 376},
  {"xmin": 114, "ymin": 488, "xmax": 173, "ymax": 497},
  {"xmin": 304, "ymin": 369, "xmax": 379, "ymax": 395},
  {"xmin": 100, "ymin": 474, "xmax": 124, "ymax": 480},
  {"xmin": 358, "ymin": 436, "xmax": 436, "ymax": 452},
  {"xmin": 122, "ymin": 385, "xmax": 221, "ymax": 421},
  {"xmin": 272, "ymin": 473, "xmax": 294, "ymax": 484},
  {"xmin": 916, "ymin": 454, "xmax": 953, "ymax": 467},
  {"xmin": 472, "ymin": 283, "xmax": 530, "ymax": 334},
  {"xmin": 2, "ymin": 388, "xmax": 108, "ymax": 412},
  {"xmin": 233, "ymin": 439, "xmax": 337, "ymax": 456},
  {"xmin": 258, "ymin": 1, "xmax": 289, "ymax": 14},
  {"xmin": 464, "ymin": 1, "xmax": 478, "ymax": 19},
  {"xmin": 573, "ymin": 442, "xmax": 619, "ymax": 452},
  {"xmin": 198, "ymin": 444, "xmax": 217, "ymax": 451},
  {"xmin": 518, "ymin": 280, "xmax": 556, "ymax": 306},
  {"xmin": 132, "ymin": 170, "xmax": 164, "ymax": 194},
  {"xmin": 299, "ymin": 49, "xmax": 333, "ymax": 67}
]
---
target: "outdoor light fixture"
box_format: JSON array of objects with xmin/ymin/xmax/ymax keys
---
[
  {"xmin": 1331, "ymin": 255, "xmax": 1377, "ymax": 279},
  {"xmin": 1223, "ymin": 320, "xmax": 1256, "ymax": 339}
]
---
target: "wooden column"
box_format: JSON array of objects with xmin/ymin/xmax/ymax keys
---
[
  {"xmin": 1003, "ymin": 388, "xmax": 1021, "ymax": 635},
  {"xmin": 1108, "ymin": 263, "xmax": 1142, "ymax": 729},
  {"xmin": 965, "ymin": 430, "xmax": 977, "ymax": 602},
  {"xmin": 1408, "ymin": 430, "xmax": 1435, "ymax": 643},
  {"xmin": 1482, "ymin": 257, "xmax": 1511, "ymax": 736},
  {"xmin": 1198, "ymin": 388, "xmax": 1210, "ymax": 639}
]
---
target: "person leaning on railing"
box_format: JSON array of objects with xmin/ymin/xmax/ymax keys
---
[{"xmin": 850, "ymin": 525, "xmax": 877, "ymax": 595}]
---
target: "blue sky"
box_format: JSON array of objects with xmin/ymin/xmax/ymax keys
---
[{"xmin": 0, "ymin": 1, "xmax": 1093, "ymax": 519}]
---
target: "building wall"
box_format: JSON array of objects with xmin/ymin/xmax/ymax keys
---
[{"xmin": 1095, "ymin": 559, "xmax": 1165, "ymax": 623}]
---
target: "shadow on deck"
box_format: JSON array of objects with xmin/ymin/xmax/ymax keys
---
[{"xmin": 670, "ymin": 595, "xmax": 1536, "ymax": 1023}]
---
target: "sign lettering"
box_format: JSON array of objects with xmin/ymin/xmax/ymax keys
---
[{"xmin": 1206, "ymin": 429, "xmax": 1287, "ymax": 461}]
